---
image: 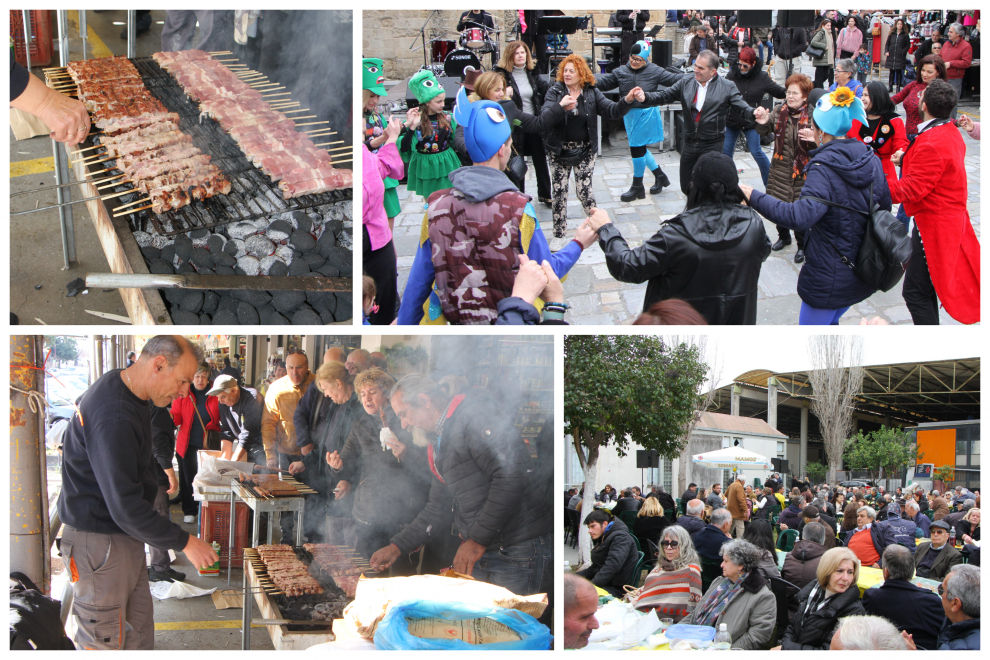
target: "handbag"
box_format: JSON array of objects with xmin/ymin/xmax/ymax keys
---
[
  {"xmin": 806, "ymin": 43, "xmax": 826, "ymax": 59},
  {"xmin": 802, "ymin": 182, "xmax": 912, "ymax": 292},
  {"xmin": 194, "ymin": 403, "xmax": 222, "ymax": 451},
  {"xmin": 505, "ymin": 147, "xmax": 528, "ymax": 190},
  {"xmin": 556, "ymin": 142, "xmax": 590, "ymax": 166}
]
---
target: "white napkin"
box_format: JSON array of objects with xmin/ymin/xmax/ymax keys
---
[{"xmin": 149, "ymin": 580, "xmax": 218, "ymax": 600}]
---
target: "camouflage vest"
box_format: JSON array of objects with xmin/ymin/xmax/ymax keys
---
[{"xmin": 426, "ymin": 187, "xmax": 530, "ymax": 324}]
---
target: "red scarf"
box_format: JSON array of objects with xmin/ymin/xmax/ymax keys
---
[{"xmin": 773, "ymin": 102, "xmax": 812, "ymax": 179}]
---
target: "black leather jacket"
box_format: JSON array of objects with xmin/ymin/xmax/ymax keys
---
[
  {"xmin": 596, "ymin": 62, "xmax": 689, "ymax": 108},
  {"xmin": 597, "ymin": 204, "xmax": 771, "ymax": 324},
  {"xmin": 725, "ymin": 57, "xmax": 786, "ymax": 129},
  {"xmin": 541, "ymin": 82, "xmax": 632, "ymax": 155},
  {"xmin": 644, "ymin": 74, "xmax": 755, "ymax": 142},
  {"xmin": 493, "ymin": 65, "xmax": 549, "ymax": 116}
]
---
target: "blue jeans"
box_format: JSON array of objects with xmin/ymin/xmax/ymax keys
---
[
  {"xmin": 722, "ymin": 125, "xmax": 771, "ymax": 185},
  {"xmin": 799, "ymin": 302, "xmax": 851, "ymax": 325},
  {"xmin": 757, "ymin": 41, "xmax": 772, "ymax": 62},
  {"xmin": 471, "ymin": 533, "xmax": 553, "ymax": 596}
]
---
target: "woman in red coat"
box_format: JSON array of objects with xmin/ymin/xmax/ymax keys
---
[
  {"xmin": 883, "ymin": 80, "xmax": 980, "ymax": 325},
  {"xmin": 170, "ymin": 363, "xmax": 222, "ymax": 523},
  {"xmin": 846, "ymin": 81, "xmax": 908, "ymax": 164}
]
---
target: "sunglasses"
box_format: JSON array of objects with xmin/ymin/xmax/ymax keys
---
[
  {"xmin": 738, "ymin": 62, "xmax": 752, "ymax": 69},
  {"xmin": 286, "ymin": 348, "xmax": 306, "ymax": 356},
  {"xmin": 660, "ymin": 540, "xmax": 680, "ymax": 548}
]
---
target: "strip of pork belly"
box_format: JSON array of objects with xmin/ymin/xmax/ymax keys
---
[
  {"xmin": 116, "ymin": 143, "xmax": 202, "ymax": 170},
  {"xmin": 98, "ymin": 120, "xmax": 180, "ymax": 145},
  {"xmin": 126, "ymin": 154, "xmax": 214, "ymax": 181},
  {"xmin": 135, "ymin": 163, "xmax": 223, "ymax": 194},
  {"xmin": 102, "ymin": 131, "xmax": 192, "ymax": 158},
  {"xmin": 97, "ymin": 112, "xmax": 177, "ymax": 134}
]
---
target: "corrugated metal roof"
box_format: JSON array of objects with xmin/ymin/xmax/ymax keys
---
[{"xmin": 695, "ymin": 411, "xmax": 787, "ymax": 438}]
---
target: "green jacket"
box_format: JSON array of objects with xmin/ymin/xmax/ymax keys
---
[{"xmin": 810, "ymin": 29, "xmax": 834, "ymax": 67}]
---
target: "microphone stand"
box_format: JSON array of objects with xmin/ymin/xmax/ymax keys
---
[{"xmin": 410, "ymin": 10, "xmax": 439, "ymax": 71}]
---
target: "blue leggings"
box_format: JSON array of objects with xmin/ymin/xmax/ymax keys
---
[
  {"xmin": 630, "ymin": 146, "xmax": 658, "ymax": 177},
  {"xmin": 799, "ymin": 302, "xmax": 851, "ymax": 325}
]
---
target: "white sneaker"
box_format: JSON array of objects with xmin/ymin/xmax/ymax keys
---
[
  {"xmin": 183, "ymin": 515, "xmax": 195, "ymax": 524},
  {"xmin": 548, "ymin": 236, "xmax": 569, "ymax": 252}
]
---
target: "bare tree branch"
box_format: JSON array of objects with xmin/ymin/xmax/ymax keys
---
[{"xmin": 807, "ymin": 336, "xmax": 865, "ymax": 483}]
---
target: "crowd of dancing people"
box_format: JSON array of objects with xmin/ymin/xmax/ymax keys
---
[
  {"xmin": 363, "ymin": 11, "xmax": 979, "ymax": 326},
  {"xmin": 564, "ymin": 475, "xmax": 980, "ymax": 649}
]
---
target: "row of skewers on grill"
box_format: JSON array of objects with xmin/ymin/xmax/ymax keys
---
[
  {"xmin": 41, "ymin": 50, "xmax": 350, "ymax": 218},
  {"xmin": 234, "ymin": 473, "xmax": 318, "ymax": 500},
  {"xmin": 244, "ymin": 544, "xmax": 373, "ymax": 598}
]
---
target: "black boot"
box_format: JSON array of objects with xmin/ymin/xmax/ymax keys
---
[
  {"xmin": 620, "ymin": 177, "xmax": 646, "ymax": 202},
  {"xmin": 649, "ymin": 167, "xmax": 670, "ymax": 194},
  {"xmin": 771, "ymin": 237, "xmax": 791, "ymax": 251}
]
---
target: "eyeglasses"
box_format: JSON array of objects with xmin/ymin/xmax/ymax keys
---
[
  {"xmin": 738, "ymin": 63, "xmax": 752, "ymax": 70},
  {"xmin": 660, "ymin": 540, "xmax": 680, "ymax": 548},
  {"xmin": 286, "ymin": 348, "xmax": 306, "ymax": 356}
]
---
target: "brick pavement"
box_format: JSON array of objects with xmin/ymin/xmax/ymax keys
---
[{"xmin": 390, "ymin": 61, "xmax": 980, "ymax": 325}]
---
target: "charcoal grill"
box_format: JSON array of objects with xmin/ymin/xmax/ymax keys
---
[{"xmin": 81, "ymin": 56, "xmax": 351, "ymax": 237}]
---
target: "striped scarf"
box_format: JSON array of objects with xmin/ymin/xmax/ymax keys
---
[
  {"xmin": 634, "ymin": 562, "xmax": 703, "ymax": 620},
  {"xmin": 692, "ymin": 572, "xmax": 749, "ymax": 628}
]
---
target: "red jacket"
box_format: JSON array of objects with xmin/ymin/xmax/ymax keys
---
[
  {"xmin": 846, "ymin": 116, "xmax": 909, "ymax": 163},
  {"xmin": 171, "ymin": 390, "xmax": 222, "ymax": 458},
  {"xmin": 940, "ymin": 38, "xmax": 972, "ymax": 80},
  {"xmin": 883, "ymin": 121, "xmax": 980, "ymax": 324}
]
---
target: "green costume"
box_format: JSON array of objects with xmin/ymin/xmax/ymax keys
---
[
  {"xmin": 362, "ymin": 58, "xmax": 400, "ymax": 217},
  {"xmin": 399, "ymin": 70, "xmax": 460, "ymax": 199}
]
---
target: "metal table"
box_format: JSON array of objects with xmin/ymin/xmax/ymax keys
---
[{"xmin": 227, "ymin": 480, "xmax": 305, "ymax": 584}]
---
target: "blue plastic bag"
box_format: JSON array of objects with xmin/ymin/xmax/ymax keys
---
[{"xmin": 373, "ymin": 599, "xmax": 552, "ymax": 650}]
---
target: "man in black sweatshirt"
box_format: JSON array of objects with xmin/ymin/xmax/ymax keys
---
[{"xmin": 58, "ymin": 335, "xmax": 218, "ymax": 650}]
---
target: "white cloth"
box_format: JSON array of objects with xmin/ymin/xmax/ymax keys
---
[{"xmin": 695, "ymin": 78, "xmax": 712, "ymax": 113}]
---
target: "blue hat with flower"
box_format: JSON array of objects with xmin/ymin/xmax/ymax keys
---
[
  {"xmin": 813, "ymin": 86, "xmax": 868, "ymax": 136},
  {"xmin": 630, "ymin": 40, "xmax": 651, "ymax": 60},
  {"xmin": 453, "ymin": 86, "xmax": 511, "ymax": 162}
]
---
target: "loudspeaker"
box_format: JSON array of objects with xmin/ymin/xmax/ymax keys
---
[
  {"xmin": 651, "ymin": 39, "xmax": 672, "ymax": 67},
  {"xmin": 772, "ymin": 457, "xmax": 790, "ymax": 472},
  {"xmin": 778, "ymin": 10, "xmax": 816, "ymax": 29},
  {"xmin": 736, "ymin": 10, "xmax": 773, "ymax": 28},
  {"xmin": 636, "ymin": 449, "xmax": 660, "ymax": 469}
]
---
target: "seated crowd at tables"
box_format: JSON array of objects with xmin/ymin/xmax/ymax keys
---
[{"xmin": 564, "ymin": 478, "xmax": 980, "ymax": 650}]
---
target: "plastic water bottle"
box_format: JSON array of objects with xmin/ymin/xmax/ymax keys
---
[
  {"xmin": 950, "ymin": 526, "xmax": 957, "ymax": 546},
  {"xmin": 713, "ymin": 623, "xmax": 732, "ymax": 650},
  {"xmin": 622, "ymin": 603, "xmax": 640, "ymax": 649}
]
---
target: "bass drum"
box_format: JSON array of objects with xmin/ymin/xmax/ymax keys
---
[
  {"xmin": 443, "ymin": 48, "xmax": 482, "ymax": 78},
  {"xmin": 430, "ymin": 39, "xmax": 456, "ymax": 64}
]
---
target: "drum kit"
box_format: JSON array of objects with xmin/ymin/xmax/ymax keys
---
[{"xmin": 416, "ymin": 22, "xmax": 502, "ymax": 79}]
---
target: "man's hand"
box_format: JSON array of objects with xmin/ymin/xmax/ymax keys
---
[
  {"xmin": 231, "ymin": 446, "xmax": 247, "ymax": 463},
  {"xmin": 452, "ymin": 539, "xmax": 487, "ymax": 576},
  {"xmin": 511, "ymin": 254, "xmax": 550, "ymax": 305},
  {"xmin": 326, "ymin": 450, "xmax": 343, "ymax": 470},
  {"xmin": 266, "ymin": 457, "xmax": 278, "ymax": 468},
  {"xmin": 957, "ymin": 114, "xmax": 974, "ymax": 132},
  {"xmin": 586, "ymin": 207, "xmax": 613, "ymax": 231},
  {"xmin": 540, "ymin": 260, "xmax": 564, "ymax": 304},
  {"xmin": 288, "ymin": 461, "xmax": 305, "ymax": 475},
  {"xmin": 12, "ymin": 75, "xmax": 92, "ymax": 146},
  {"xmin": 945, "ymin": 61, "xmax": 952, "ymax": 69},
  {"xmin": 220, "ymin": 439, "xmax": 233, "ymax": 460},
  {"xmin": 779, "ymin": 523, "xmax": 789, "ymax": 530},
  {"xmin": 754, "ymin": 106, "xmax": 770, "ymax": 124},
  {"xmin": 182, "ymin": 535, "xmax": 219, "ymax": 569},
  {"xmin": 385, "ymin": 437, "xmax": 407, "ymax": 460},
  {"xmin": 558, "ymin": 94, "xmax": 576, "ymax": 110},
  {"xmin": 335, "ymin": 480, "xmax": 351, "ymax": 499},
  {"xmin": 370, "ymin": 543, "xmax": 402, "ymax": 571},
  {"xmin": 300, "ymin": 444, "xmax": 314, "ymax": 456},
  {"xmin": 738, "ymin": 183, "xmax": 755, "ymax": 202},
  {"xmin": 890, "ymin": 149, "xmax": 904, "ymax": 167},
  {"xmin": 901, "ymin": 631, "xmax": 917, "ymax": 651},
  {"xmin": 165, "ymin": 468, "xmax": 179, "ymax": 496}
]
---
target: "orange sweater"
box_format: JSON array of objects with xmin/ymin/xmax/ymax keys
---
[{"xmin": 848, "ymin": 527, "xmax": 880, "ymax": 566}]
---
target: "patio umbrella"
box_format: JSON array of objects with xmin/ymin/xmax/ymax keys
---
[{"xmin": 692, "ymin": 446, "xmax": 773, "ymax": 471}]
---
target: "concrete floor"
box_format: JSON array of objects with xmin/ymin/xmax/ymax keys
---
[{"xmin": 10, "ymin": 11, "xmax": 173, "ymax": 325}]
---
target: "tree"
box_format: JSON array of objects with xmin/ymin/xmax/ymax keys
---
[
  {"xmin": 564, "ymin": 336, "xmax": 708, "ymax": 566},
  {"xmin": 933, "ymin": 465, "xmax": 956, "ymax": 493},
  {"xmin": 843, "ymin": 426, "xmax": 918, "ymax": 484},
  {"xmin": 805, "ymin": 461, "xmax": 828, "ymax": 484},
  {"xmin": 807, "ymin": 336, "xmax": 864, "ymax": 483},
  {"xmin": 45, "ymin": 336, "xmax": 79, "ymax": 368}
]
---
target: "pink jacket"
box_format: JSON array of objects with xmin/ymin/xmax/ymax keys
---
[
  {"xmin": 362, "ymin": 142, "xmax": 404, "ymax": 251},
  {"xmin": 836, "ymin": 27, "xmax": 863, "ymax": 54}
]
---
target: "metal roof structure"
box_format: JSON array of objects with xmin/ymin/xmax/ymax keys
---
[{"xmin": 739, "ymin": 358, "xmax": 980, "ymax": 425}]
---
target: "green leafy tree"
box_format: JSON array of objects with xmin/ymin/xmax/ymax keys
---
[
  {"xmin": 805, "ymin": 461, "xmax": 828, "ymax": 484},
  {"xmin": 565, "ymin": 336, "xmax": 708, "ymax": 565},
  {"xmin": 45, "ymin": 336, "xmax": 79, "ymax": 368},
  {"xmin": 933, "ymin": 465, "xmax": 956, "ymax": 492},
  {"xmin": 843, "ymin": 426, "xmax": 918, "ymax": 484}
]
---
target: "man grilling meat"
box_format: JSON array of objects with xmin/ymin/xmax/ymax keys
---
[
  {"xmin": 369, "ymin": 374, "xmax": 552, "ymax": 597},
  {"xmin": 208, "ymin": 375, "xmax": 267, "ymax": 465}
]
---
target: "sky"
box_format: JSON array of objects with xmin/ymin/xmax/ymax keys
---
[{"xmin": 670, "ymin": 329, "xmax": 984, "ymax": 390}]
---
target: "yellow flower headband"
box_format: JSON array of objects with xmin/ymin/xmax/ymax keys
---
[{"xmin": 818, "ymin": 86, "xmax": 856, "ymax": 111}]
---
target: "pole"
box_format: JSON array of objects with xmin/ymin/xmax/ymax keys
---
[
  {"xmin": 108, "ymin": 336, "xmax": 118, "ymax": 370},
  {"xmin": 93, "ymin": 335, "xmax": 104, "ymax": 380},
  {"xmin": 127, "ymin": 10, "xmax": 136, "ymax": 59},
  {"xmin": 80, "ymin": 9, "xmax": 88, "ymax": 61},
  {"xmin": 54, "ymin": 10, "xmax": 77, "ymax": 269},
  {"xmin": 22, "ymin": 10, "xmax": 32, "ymax": 72},
  {"xmin": 10, "ymin": 336, "xmax": 49, "ymax": 593}
]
